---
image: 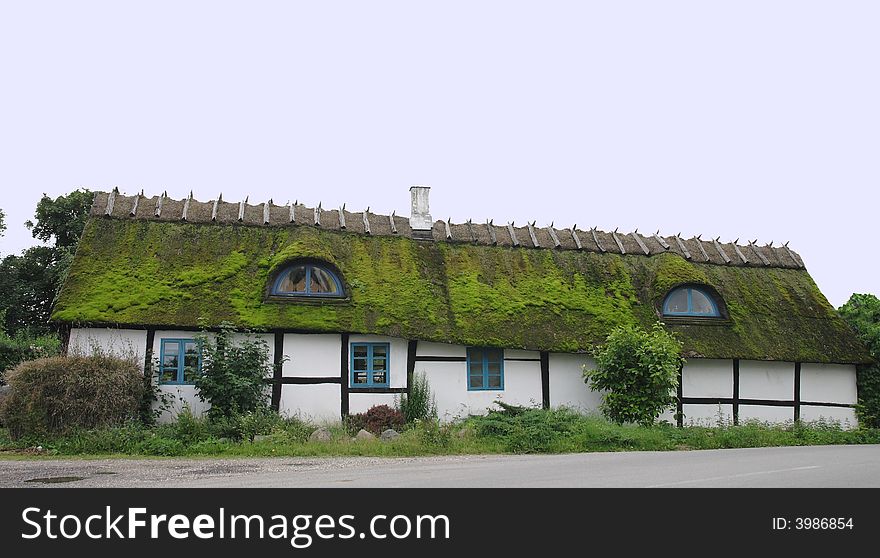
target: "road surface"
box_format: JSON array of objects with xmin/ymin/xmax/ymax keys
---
[{"xmin": 1, "ymin": 445, "xmax": 878, "ymax": 488}]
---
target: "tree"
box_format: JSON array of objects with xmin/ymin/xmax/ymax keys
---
[
  {"xmin": 0, "ymin": 190, "xmax": 92, "ymax": 335},
  {"xmin": 838, "ymin": 293, "xmax": 880, "ymax": 428},
  {"xmin": 0, "ymin": 208, "xmax": 6, "ymax": 238},
  {"xmin": 25, "ymin": 189, "xmax": 93, "ymax": 248},
  {"xmin": 584, "ymin": 322, "xmax": 684, "ymax": 426}
]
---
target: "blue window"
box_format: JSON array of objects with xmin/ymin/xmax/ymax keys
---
[
  {"xmin": 159, "ymin": 339, "xmax": 202, "ymax": 384},
  {"xmin": 662, "ymin": 287, "xmax": 720, "ymax": 317},
  {"xmin": 272, "ymin": 262, "xmax": 344, "ymax": 298},
  {"xmin": 467, "ymin": 347, "xmax": 504, "ymax": 390},
  {"xmin": 350, "ymin": 343, "xmax": 390, "ymax": 387}
]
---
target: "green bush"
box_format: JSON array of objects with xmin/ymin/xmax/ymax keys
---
[
  {"xmin": 838, "ymin": 293, "xmax": 880, "ymax": 428},
  {"xmin": 0, "ymin": 330, "xmax": 60, "ymax": 377},
  {"xmin": 584, "ymin": 322, "xmax": 684, "ymax": 426},
  {"xmin": 0, "ymin": 354, "xmax": 143, "ymax": 439},
  {"xmin": 397, "ymin": 371, "xmax": 437, "ymax": 423},
  {"xmin": 194, "ymin": 324, "xmax": 273, "ymax": 420}
]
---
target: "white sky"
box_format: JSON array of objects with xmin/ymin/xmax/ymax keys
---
[{"xmin": 0, "ymin": 1, "xmax": 877, "ymax": 307}]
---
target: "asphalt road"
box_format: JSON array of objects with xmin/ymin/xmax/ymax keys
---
[{"xmin": 2, "ymin": 445, "xmax": 879, "ymax": 488}]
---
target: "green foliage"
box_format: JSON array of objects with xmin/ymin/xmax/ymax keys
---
[
  {"xmin": 0, "ymin": 354, "xmax": 143, "ymax": 439},
  {"xmin": 0, "ymin": 208, "xmax": 5, "ymax": 238},
  {"xmin": 0, "ymin": 330, "xmax": 60, "ymax": 377},
  {"xmin": 0, "ymin": 247, "xmax": 69, "ymax": 334},
  {"xmin": 585, "ymin": 322, "xmax": 684, "ymax": 426},
  {"xmin": 193, "ymin": 324, "xmax": 273, "ymax": 420},
  {"xmin": 838, "ymin": 293, "xmax": 880, "ymax": 428},
  {"xmin": 346, "ymin": 404, "xmax": 405, "ymax": 435},
  {"xmin": 25, "ymin": 189, "xmax": 93, "ymax": 248},
  {"xmin": 397, "ymin": 371, "xmax": 437, "ymax": 423}
]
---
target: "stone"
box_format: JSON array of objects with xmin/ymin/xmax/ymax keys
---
[
  {"xmin": 354, "ymin": 429, "xmax": 376, "ymax": 441},
  {"xmin": 253, "ymin": 435, "xmax": 273, "ymax": 443},
  {"xmin": 380, "ymin": 428, "xmax": 400, "ymax": 441},
  {"xmin": 309, "ymin": 427, "xmax": 333, "ymax": 442}
]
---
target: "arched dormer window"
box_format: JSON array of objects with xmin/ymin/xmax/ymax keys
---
[
  {"xmin": 662, "ymin": 286, "xmax": 721, "ymax": 317},
  {"xmin": 271, "ymin": 262, "xmax": 344, "ymax": 298}
]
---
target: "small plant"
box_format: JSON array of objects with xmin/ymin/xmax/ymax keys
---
[
  {"xmin": 194, "ymin": 323, "xmax": 273, "ymax": 420},
  {"xmin": 347, "ymin": 404, "xmax": 405, "ymax": 435},
  {"xmin": 584, "ymin": 322, "xmax": 684, "ymax": 427},
  {"xmin": 397, "ymin": 371, "xmax": 437, "ymax": 423}
]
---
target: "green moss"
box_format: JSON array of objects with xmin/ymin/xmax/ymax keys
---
[{"xmin": 52, "ymin": 218, "xmax": 871, "ymax": 363}]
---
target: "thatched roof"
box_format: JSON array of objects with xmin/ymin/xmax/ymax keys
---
[{"xmin": 51, "ymin": 191, "xmax": 870, "ymax": 364}]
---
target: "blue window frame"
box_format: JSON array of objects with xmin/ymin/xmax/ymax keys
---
[
  {"xmin": 159, "ymin": 339, "xmax": 202, "ymax": 385},
  {"xmin": 350, "ymin": 343, "xmax": 390, "ymax": 388},
  {"xmin": 662, "ymin": 287, "xmax": 720, "ymax": 317},
  {"xmin": 467, "ymin": 347, "xmax": 504, "ymax": 391},
  {"xmin": 271, "ymin": 262, "xmax": 344, "ymax": 298}
]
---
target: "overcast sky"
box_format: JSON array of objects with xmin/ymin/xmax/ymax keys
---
[{"xmin": 0, "ymin": 1, "xmax": 877, "ymax": 307}]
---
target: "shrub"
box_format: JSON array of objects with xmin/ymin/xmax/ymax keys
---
[
  {"xmin": 0, "ymin": 354, "xmax": 143, "ymax": 439},
  {"xmin": 397, "ymin": 371, "xmax": 437, "ymax": 423},
  {"xmin": 838, "ymin": 293, "xmax": 880, "ymax": 428},
  {"xmin": 194, "ymin": 324, "xmax": 273, "ymax": 420},
  {"xmin": 347, "ymin": 404, "xmax": 405, "ymax": 435},
  {"xmin": 584, "ymin": 322, "xmax": 684, "ymax": 426}
]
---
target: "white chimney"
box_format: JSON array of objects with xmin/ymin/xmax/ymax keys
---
[{"xmin": 409, "ymin": 185, "xmax": 433, "ymax": 232}]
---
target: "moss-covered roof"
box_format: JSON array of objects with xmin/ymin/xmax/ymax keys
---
[{"xmin": 53, "ymin": 203, "xmax": 871, "ymax": 364}]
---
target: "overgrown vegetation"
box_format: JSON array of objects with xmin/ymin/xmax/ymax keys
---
[
  {"xmin": 194, "ymin": 324, "xmax": 273, "ymax": 420},
  {"xmin": 397, "ymin": 371, "xmax": 437, "ymax": 423},
  {"xmin": 0, "ymin": 328, "xmax": 60, "ymax": 379},
  {"xmin": 585, "ymin": 322, "xmax": 684, "ymax": 426},
  {"xmin": 1, "ymin": 405, "xmax": 877, "ymax": 458},
  {"xmin": 839, "ymin": 293, "xmax": 880, "ymax": 428},
  {"xmin": 346, "ymin": 404, "xmax": 405, "ymax": 435},
  {"xmin": 0, "ymin": 353, "xmax": 143, "ymax": 439}
]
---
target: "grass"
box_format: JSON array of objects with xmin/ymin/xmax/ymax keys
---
[{"xmin": 1, "ymin": 406, "xmax": 878, "ymax": 459}]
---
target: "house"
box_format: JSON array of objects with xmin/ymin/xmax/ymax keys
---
[{"xmin": 53, "ymin": 187, "xmax": 871, "ymax": 426}]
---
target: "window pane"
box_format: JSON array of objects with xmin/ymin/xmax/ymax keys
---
[
  {"xmin": 487, "ymin": 375, "xmax": 502, "ymax": 388},
  {"xmin": 372, "ymin": 357, "xmax": 386, "ymax": 371},
  {"xmin": 310, "ymin": 266, "xmax": 339, "ymax": 294},
  {"xmin": 353, "ymin": 371, "xmax": 368, "ymax": 384},
  {"xmin": 467, "ymin": 348, "xmax": 481, "ymax": 361},
  {"xmin": 278, "ymin": 266, "xmax": 308, "ymax": 292},
  {"xmin": 183, "ymin": 366, "xmax": 199, "ymax": 383},
  {"xmin": 372, "ymin": 345, "xmax": 387, "ymax": 358},
  {"xmin": 160, "ymin": 368, "xmax": 177, "ymax": 383},
  {"xmin": 469, "ymin": 363, "xmax": 484, "ymax": 375},
  {"xmin": 487, "ymin": 362, "xmax": 501, "ymax": 375},
  {"xmin": 353, "ymin": 345, "xmax": 368, "ymax": 358},
  {"xmin": 486, "ymin": 349, "xmax": 503, "ymax": 363},
  {"xmin": 665, "ymin": 289, "xmax": 688, "ymax": 313},
  {"xmin": 372, "ymin": 371, "xmax": 387, "ymax": 385},
  {"xmin": 690, "ymin": 290, "xmax": 716, "ymax": 315},
  {"xmin": 353, "ymin": 358, "xmax": 367, "ymax": 371},
  {"xmin": 163, "ymin": 353, "xmax": 179, "ymax": 369},
  {"xmin": 469, "ymin": 375, "xmax": 485, "ymax": 389}
]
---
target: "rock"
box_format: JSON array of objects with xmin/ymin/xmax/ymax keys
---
[
  {"xmin": 309, "ymin": 427, "xmax": 333, "ymax": 442},
  {"xmin": 380, "ymin": 428, "xmax": 400, "ymax": 441},
  {"xmin": 253, "ymin": 435, "xmax": 273, "ymax": 443},
  {"xmin": 456, "ymin": 427, "xmax": 472, "ymax": 439},
  {"xmin": 353, "ymin": 429, "xmax": 375, "ymax": 441}
]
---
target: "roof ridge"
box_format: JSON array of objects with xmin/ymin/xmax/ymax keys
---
[{"xmin": 88, "ymin": 190, "xmax": 805, "ymax": 270}]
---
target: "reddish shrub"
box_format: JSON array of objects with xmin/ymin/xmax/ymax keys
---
[{"xmin": 347, "ymin": 404, "xmax": 405, "ymax": 435}]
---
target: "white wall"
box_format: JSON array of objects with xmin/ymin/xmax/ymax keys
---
[
  {"xmin": 800, "ymin": 363, "xmax": 857, "ymax": 405},
  {"xmin": 417, "ymin": 341, "xmax": 466, "ymax": 358},
  {"xmin": 283, "ymin": 334, "xmax": 340, "ymax": 378},
  {"xmin": 739, "ymin": 360, "xmax": 794, "ymax": 400},
  {"xmin": 800, "ymin": 405, "xmax": 857, "ymax": 426},
  {"xmin": 682, "ymin": 404, "xmax": 734, "ymax": 426},
  {"xmin": 280, "ymin": 383, "xmax": 340, "ymax": 423},
  {"xmin": 349, "ymin": 393, "xmax": 399, "ymax": 414},
  {"xmin": 549, "ymin": 353, "xmax": 601, "ymax": 412},
  {"xmin": 682, "ymin": 359, "xmax": 733, "ymax": 398},
  {"xmin": 739, "ymin": 404, "xmax": 794, "ymax": 423},
  {"xmin": 68, "ymin": 327, "xmax": 147, "ymax": 363},
  {"xmin": 156, "ymin": 385, "xmax": 211, "ymax": 423}
]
